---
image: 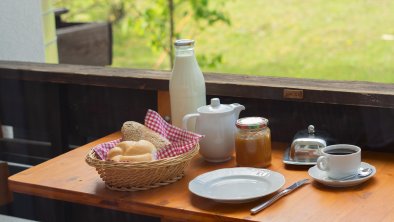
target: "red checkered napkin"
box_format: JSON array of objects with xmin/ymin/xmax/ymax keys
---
[
  {"xmin": 93, "ymin": 109, "xmax": 203, "ymax": 160},
  {"xmin": 93, "ymin": 138, "xmax": 122, "ymax": 160},
  {"xmin": 144, "ymin": 109, "xmax": 203, "ymax": 159}
]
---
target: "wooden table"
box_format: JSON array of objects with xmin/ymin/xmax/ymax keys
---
[{"xmin": 8, "ymin": 132, "xmax": 394, "ymax": 222}]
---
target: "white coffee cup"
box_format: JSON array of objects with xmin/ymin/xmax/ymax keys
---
[{"xmin": 316, "ymin": 144, "xmax": 361, "ymax": 180}]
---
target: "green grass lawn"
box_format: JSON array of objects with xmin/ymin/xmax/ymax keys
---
[{"xmin": 67, "ymin": 0, "xmax": 394, "ymax": 83}]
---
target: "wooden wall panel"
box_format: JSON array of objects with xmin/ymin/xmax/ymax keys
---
[
  {"xmin": 213, "ymin": 96, "xmax": 394, "ymax": 152},
  {"xmin": 65, "ymin": 85, "xmax": 157, "ymax": 146},
  {"xmin": 0, "ymin": 161, "xmax": 12, "ymax": 206}
]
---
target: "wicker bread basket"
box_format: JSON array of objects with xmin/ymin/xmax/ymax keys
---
[{"xmin": 85, "ymin": 143, "xmax": 199, "ymax": 191}]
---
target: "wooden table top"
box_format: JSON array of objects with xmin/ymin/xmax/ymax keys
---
[{"xmin": 8, "ymin": 132, "xmax": 394, "ymax": 222}]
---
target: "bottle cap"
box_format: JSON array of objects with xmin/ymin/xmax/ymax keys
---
[{"xmin": 174, "ymin": 39, "xmax": 195, "ymax": 46}]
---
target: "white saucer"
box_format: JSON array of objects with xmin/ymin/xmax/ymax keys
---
[
  {"xmin": 308, "ymin": 162, "xmax": 376, "ymax": 187},
  {"xmin": 189, "ymin": 167, "xmax": 285, "ymax": 203}
]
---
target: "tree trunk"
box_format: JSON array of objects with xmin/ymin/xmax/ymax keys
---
[{"xmin": 168, "ymin": 0, "xmax": 175, "ymax": 68}]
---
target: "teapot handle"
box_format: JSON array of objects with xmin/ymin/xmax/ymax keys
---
[{"xmin": 182, "ymin": 113, "xmax": 200, "ymax": 130}]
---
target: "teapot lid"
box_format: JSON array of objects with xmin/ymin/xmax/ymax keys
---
[{"xmin": 198, "ymin": 98, "xmax": 233, "ymax": 114}]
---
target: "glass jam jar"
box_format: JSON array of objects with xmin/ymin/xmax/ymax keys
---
[{"xmin": 235, "ymin": 117, "xmax": 272, "ymax": 168}]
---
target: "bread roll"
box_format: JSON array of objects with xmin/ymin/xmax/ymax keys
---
[
  {"xmin": 115, "ymin": 141, "xmax": 137, "ymax": 152},
  {"xmin": 107, "ymin": 147, "xmax": 123, "ymax": 160},
  {"xmin": 110, "ymin": 155, "xmax": 122, "ymax": 162},
  {"xmin": 108, "ymin": 139, "xmax": 157, "ymax": 163},
  {"xmin": 119, "ymin": 153, "xmax": 153, "ymax": 162},
  {"xmin": 121, "ymin": 121, "xmax": 170, "ymax": 149},
  {"xmin": 123, "ymin": 140, "xmax": 156, "ymax": 156}
]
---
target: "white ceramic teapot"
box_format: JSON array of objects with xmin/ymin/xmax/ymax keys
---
[{"xmin": 182, "ymin": 98, "xmax": 245, "ymax": 162}]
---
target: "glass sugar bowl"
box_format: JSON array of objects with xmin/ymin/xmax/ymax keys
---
[{"xmin": 235, "ymin": 117, "xmax": 272, "ymax": 168}]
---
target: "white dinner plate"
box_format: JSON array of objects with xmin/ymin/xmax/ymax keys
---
[
  {"xmin": 188, "ymin": 167, "xmax": 285, "ymax": 203},
  {"xmin": 308, "ymin": 162, "xmax": 376, "ymax": 188}
]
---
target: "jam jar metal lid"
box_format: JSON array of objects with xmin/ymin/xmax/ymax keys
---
[{"xmin": 236, "ymin": 117, "xmax": 268, "ymax": 129}]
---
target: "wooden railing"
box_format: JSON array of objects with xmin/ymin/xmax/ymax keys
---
[
  {"xmin": 0, "ymin": 61, "xmax": 393, "ymax": 107},
  {"xmin": 0, "ymin": 61, "xmax": 393, "ymax": 169}
]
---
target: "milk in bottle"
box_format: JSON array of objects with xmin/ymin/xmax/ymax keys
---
[{"xmin": 170, "ymin": 39, "xmax": 206, "ymax": 130}]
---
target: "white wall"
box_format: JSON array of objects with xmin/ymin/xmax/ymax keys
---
[{"xmin": 0, "ymin": 0, "xmax": 57, "ymax": 63}]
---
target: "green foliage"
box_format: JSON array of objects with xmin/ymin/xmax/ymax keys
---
[
  {"xmin": 190, "ymin": 0, "xmax": 231, "ymax": 25},
  {"xmin": 55, "ymin": 0, "xmax": 394, "ymax": 83},
  {"xmin": 56, "ymin": 0, "xmax": 231, "ymax": 68},
  {"xmin": 197, "ymin": 54, "xmax": 223, "ymax": 68}
]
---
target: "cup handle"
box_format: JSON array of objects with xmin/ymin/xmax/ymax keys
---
[
  {"xmin": 182, "ymin": 113, "xmax": 200, "ymax": 130},
  {"xmin": 317, "ymin": 156, "xmax": 329, "ymax": 171}
]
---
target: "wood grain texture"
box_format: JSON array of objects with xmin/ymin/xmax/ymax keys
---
[
  {"xmin": 0, "ymin": 161, "xmax": 12, "ymax": 205},
  {"xmin": 0, "ymin": 120, "xmax": 2, "ymax": 139},
  {"xmin": 157, "ymin": 90, "xmax": 171, "ymax": 119},
  {"xmin": 0, "ymin": 61, "xmax": 393, "ymax": 108},
  {"xmin": 8, "ymin": 132, "xmax": 394, "ymax": 222}
]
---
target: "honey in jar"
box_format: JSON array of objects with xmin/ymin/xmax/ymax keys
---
[{"xmin": 235, "ymin": 117, "xmax": 271, "ymax": 167}]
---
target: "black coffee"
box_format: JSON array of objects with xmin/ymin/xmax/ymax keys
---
[{"xmin": 326, "ymin": 148, "xmax": 357, "ymax": 155}]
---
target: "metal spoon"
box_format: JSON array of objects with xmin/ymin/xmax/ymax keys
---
[{"xmin": 336, "ymin": 167, "xmax": 373, "ymax": 181}]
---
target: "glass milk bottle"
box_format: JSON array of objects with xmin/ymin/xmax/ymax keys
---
[{"xmin": 170, "ymin": 39, "xmax": 206, "ymax": 129}]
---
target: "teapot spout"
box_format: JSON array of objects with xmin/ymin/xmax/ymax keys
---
[{"xmin": 230, "ymin": 103, "xmax": 245, "ymax": 119}]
